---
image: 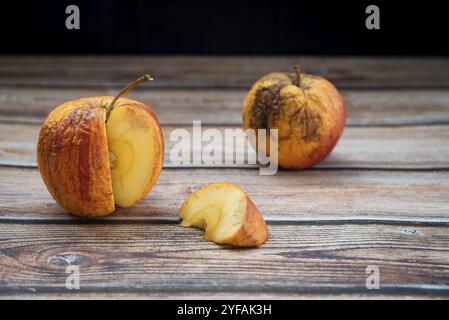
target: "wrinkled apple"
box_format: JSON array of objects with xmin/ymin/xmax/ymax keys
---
[
  {"xmin": 243, "ymin": 65, "xmax": 346, "ymax": 169},
  {"xmin": 180, "ymin": 183, "xmax": 269, "ymax": 247},
  {"xmin": 37, "ymin": 75, "xmax": 164, "ymax": 217}
]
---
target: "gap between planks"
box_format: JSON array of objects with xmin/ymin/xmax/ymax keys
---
[
  {"xmin": 1, "ymin": 285, "xmax": 449, "ymax": 296},
  {"xmin": 1, "ymin": 215, "xmax": 449, "ymax": 226}
]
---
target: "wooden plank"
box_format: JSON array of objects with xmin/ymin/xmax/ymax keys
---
[
  {"xmin": 2, "ymin": 292, "xmax": 447, "ymax": 300},
  {"xmin": 1, "ymin": 123, "xmax": 448, "ymax": 170},
  {"xmin": 1, "ymin": 223, "xmax": 448, "ymax": 295},
  {"xmin": 2, "ymin": 87, "xmax": 449, "ymax": 126},
  {"xmin": 1, "ymin": 166, "xmax": 448, "ymax": 223},
  {"xmin": 0, "ymin": 56, "xmax": 448, "ymax": 88}
]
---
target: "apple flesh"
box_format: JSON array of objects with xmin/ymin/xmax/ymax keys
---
[
  {"xmin": 243, "ymin": 65, "xmax": 346, "ymax": 169},
  {"xmin": 107, "ymin": 100, "xmax": 163, "ymax": 208},
  {"xmin": 37, "ymin": 76, "xmax": 164, "ymax": 217},
  {"xmin": 180, "ymin": 183, "xmax": 269, "ymax": 247}
]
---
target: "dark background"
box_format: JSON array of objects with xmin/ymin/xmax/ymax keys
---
[{"xmin": 0, "ymin": 0, "xmax": 447, "ymax": 55}]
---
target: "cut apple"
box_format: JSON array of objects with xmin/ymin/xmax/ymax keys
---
[
  {"xmin": 37, "ymin": 75, "xmax": 164, "ymax": 217},
  {"xmin": 180, "ymin": 183, "xmax": 269, "ymax": 247}
]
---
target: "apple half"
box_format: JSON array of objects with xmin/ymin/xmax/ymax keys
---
[
  {"xmin": 180, "ymin": 183, "xmax": 269, "ymax": 247},
  {"xmin": 37, "ymin": 76, "xmax": 164, "ymax": 217}
]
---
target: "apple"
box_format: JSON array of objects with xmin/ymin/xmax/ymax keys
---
[
  {"xmin": 179, "ymin": 183, "xmax": 269, "ymax": 247},
  {"xmin": 243, "ymin": 64, "xmax": 346, "ymax": 169},
  {"xmin": 37, "ymin": 75, "xmax": 164, "ymax": 217}
]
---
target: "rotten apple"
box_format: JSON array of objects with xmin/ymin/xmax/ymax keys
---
[
  {"xmin": 37, "ymin": 75, "xmax": 164, "ymax": 217},
  {"xmin": 243, "ymin": 65, "xmax": 346, "ymax": 169}
]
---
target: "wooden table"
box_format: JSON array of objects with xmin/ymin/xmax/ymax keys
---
[{"xmin": 0, "ymin": 56, "xmax": 448, "ymax": 299}]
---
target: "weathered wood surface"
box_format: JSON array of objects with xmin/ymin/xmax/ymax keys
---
[
  {"xmin": 1, "ymin": 123, "xmax": 448, "ymax": 169},
  {"xmin": 2, "ymin": 87, "xmax": 449, "ymax": 126},
  {"xmin": 1, "ymin": 56, "xmax": 449, "ymax": 299},
  {"xmin": 3, "ymin": 292, "xmax": 447, "ymax": 300},
  {"xmin": 1, "ymin": 223, "xmax": 448, "ymax": 296},
  {"xmin": 1, "ymin": 166, "xmax": 449, "ymax": 223},
  {"xmin": 1, "ymin": 56, "xmax": 449, "ymax": 88}
]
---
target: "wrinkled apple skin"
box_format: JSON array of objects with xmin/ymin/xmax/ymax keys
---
[
  {"xmin": 37, "ymin": 98, "xmax": 114, "ymax": 217},
  {"xmin": 243, "ymin": 72, "xmax": 346, "ymax": 169},
  {"xmin": 37, "ymin": 97, "xmax": 164, "ymax": 218}
]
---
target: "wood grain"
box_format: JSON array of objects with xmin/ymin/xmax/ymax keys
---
[
  {"xmin": 2, "ymin": 87, "xmax": 449, "ymax": 126},
  {"xmin": 1, "ymin": 166, "xmax": 448, "ymax": 223},
  {"xmin": 0, "ymin": 56, "xmax": 448, "ymax": 299},
  {"xmin": 1, "ymin": 122, "xmax": 448, "ymax": 169},
  {"xmin": 1, "ymin": 223, "xmax": 448, "ymax": 295},
  {"xmin": 2, "ymin": 292, "xmax": 446, "ymax": 300},
  {"xmin": 0, "ymin": 56, "xmax": 448, "ymax": 88}
]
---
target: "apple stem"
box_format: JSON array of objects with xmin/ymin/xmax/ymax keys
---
[
  {"xmin": 294, "ymin": 64, "xmax": 301, "ymax": 87},
  {"xmin": 106, "ymin": 74, "xmax": 153, "ymax": 119}
]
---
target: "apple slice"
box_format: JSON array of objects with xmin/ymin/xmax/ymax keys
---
[{"xmin": 180, "ymin": 183, "xmax": 269, "ymax": 247}]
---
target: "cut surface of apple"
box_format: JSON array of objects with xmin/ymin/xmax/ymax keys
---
[
  {"xmin": 107, "ymin": 103, "xmax": 162, "ymax": 207},
  {"xmin": 180, "ymin": 183, "xmax": 269, "ymax": 247}
]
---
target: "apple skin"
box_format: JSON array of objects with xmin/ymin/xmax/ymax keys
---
[
  {"xmin": 243, "ymin": 72, "xmax": 346, "ymax": 169},
  {"xmin": 225, "ymin": 194, "xmax": 269, "ymax": 247},
  {"xmin": 37, "ymin": 96, "xmax": 164, "ymax": 218}
]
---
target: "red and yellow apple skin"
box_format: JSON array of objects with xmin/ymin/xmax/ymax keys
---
[
  {"xmin": 243, "ymin": 71, "xmax": 346, "ymax": 169},
  {"xmin": 37, "ymin": 96, "xmax": 164, "ymax": 218}
]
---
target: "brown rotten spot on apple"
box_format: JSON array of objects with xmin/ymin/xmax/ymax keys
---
[
  {"xmin": 37, "ymin": 75, "xmax": 164, "ymax": 217},
  {"xmin": 243, "ymin": 64, "xmax": 346, "ymax": 169}
]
